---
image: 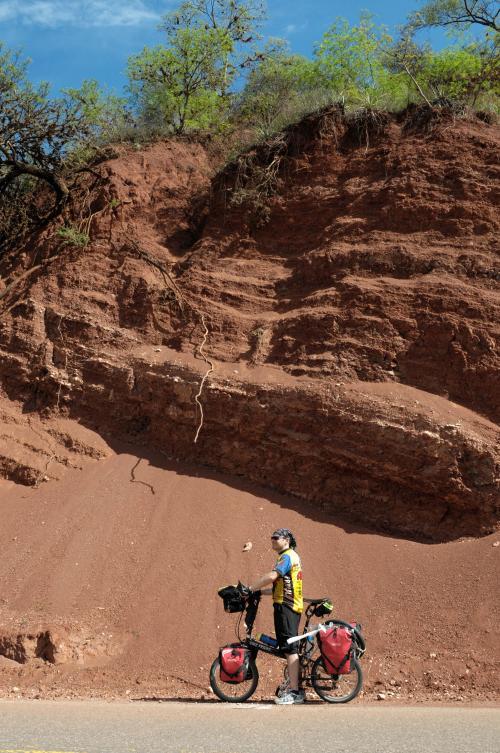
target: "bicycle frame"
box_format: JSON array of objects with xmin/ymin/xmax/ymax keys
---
[{"xmin": 238, "ymin": 592, "xmax": 332, "ymax": 675}]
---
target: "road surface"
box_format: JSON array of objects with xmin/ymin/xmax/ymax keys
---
[{"xmin": 0, "ymin": 701, "xmax": 499, "ymax": 753}]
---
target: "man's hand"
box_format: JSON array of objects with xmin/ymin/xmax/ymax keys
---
[{"xmin": 238, "ymin": 582, "xmax": 252, "ymax": 598}]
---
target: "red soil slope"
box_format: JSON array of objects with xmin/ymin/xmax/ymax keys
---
[
  {"xmin": 0, "ymin": 108, "xmax": 499, "ymax": 700},
  {"xmin": 0, "ymin": 450, "xmax": 499, "ymax": 702}
]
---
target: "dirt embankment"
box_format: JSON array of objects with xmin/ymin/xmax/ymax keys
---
[
  {"xmin": 0, "ymin": 453, "xmax": 499, "ymax": 703},
  {"xmin": 0, "ymin": 108, "xmax": 499, "ymax": 703}
]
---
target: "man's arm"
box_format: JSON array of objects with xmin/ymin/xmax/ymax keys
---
[{"xmin": 250, "ymin": 570, "xmax": 278, "ymax": 592}]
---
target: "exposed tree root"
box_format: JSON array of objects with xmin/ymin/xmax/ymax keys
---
[
  {"xmin": 0, "ymin": 264, "xmax": 43, "ymax": 303},
  {"xmin": 130, "ymin": 458, "xmax": 156, "ymax": 495},
  {"xmin": 125, "ymin": 238, "xmax": 215, "ymax": 443},
  {"xmin": 194, "ymin": 313, "xmax": 214, "ymax": 444},
  {"xmin": 127, "ymin": 239, "xmax": 187, "ymax": 316}
]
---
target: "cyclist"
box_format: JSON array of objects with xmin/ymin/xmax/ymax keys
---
[{"xmin": 250, "ymin": 527, "xmax": 304, "ymax": 705}]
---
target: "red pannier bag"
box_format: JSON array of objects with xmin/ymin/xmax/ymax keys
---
[
  {"xmin": 318, "ymin": 625, "xmax": 353, "ymax": 675},
  {"xmin": 219, "ymin": 645, "xmax": 251, "ymax": 684}
]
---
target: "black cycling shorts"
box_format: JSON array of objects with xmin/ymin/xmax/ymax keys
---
[{"xmin": 274, "ymin": 603, "xmax": 301, "ymax": 655}]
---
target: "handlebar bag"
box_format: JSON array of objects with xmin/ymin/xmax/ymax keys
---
[
  {"xmin": 318, "ymin": 626, "xmax": 353, "ymax": 675},
  {"xmin": 218, "ymin": 585, "xmax": 246, "ymax": 613},
  {"xmin": 219, "ymin": 645, "xmax": 251, "ymax": 683}
]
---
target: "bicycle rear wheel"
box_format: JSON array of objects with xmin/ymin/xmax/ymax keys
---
[
  {"xmin": 311, "ymin": 656, "xmax": 362, "ymax": 703},
  {"xmin": 209, "ymin": 657, "xmax": 259, "ymax": 702}
]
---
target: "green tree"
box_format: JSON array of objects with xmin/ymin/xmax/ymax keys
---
[
  {"xmin": 128, "ymin": 1, "xmax": 267, "ymax": 133},
  {"xmin": 63, "ymin": 79, "xmax": 130, "ymax": 141},
  {"xmin": 128, "ymin": 26, "xmax": 232, "ymax": 134},
  {"xmin": 406, "ymin": 1, "xmax": 499, "ymax": 110},
  {"xmin": 388, "ymin": 33, "xmax": 499, "ymax": 108},
  {"xmin": 314, "ymin": 14, "xmax": 409, "ymax": 109},
  {"xmin": 422, "ymin": 44, "xmax": 499, "ymax": 104},
  {"xmin": 385, "ymin": 35, "xmax": 434, "ymax": 105},
  {"xmin": 161, "ymin": 0, "xmax": 266, "ymax": 92}
]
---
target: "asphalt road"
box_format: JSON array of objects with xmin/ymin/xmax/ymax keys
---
[{"xmin": 0, "ymin": 701, "xmax": 499, "ymax": 753}]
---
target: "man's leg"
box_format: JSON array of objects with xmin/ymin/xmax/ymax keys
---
[
  {"xmin": 274, "ymin": 603, "xmax": 304, "ymax": 702},
  {"xmin": 287, "ymin": 652, "xmax": 300, "ymax": 692}
]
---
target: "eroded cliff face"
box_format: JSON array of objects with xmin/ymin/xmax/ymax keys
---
[{"xmin": 0, "ymin": 109, "xmax": 499, "ymax": 542}]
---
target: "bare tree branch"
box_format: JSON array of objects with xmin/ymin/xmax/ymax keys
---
[
  {"xmin": 0, "ymin": 43, "xmax": 93, "ymax": 255},
  {"xmin": 410, "ymin": 0, "xmax": 499, "ymax": 32}
]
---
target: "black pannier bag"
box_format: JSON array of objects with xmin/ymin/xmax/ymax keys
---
[{"xmin": 218, "ymin": 584, "xmax": 246, "ymax": 613}]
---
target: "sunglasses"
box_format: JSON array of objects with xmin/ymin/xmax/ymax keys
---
[{"xmin": 271, "ymin": 535, "xmax": 281, "ymax": 540}]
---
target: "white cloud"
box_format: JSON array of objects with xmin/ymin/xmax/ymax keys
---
[
  {"xmin": 283, "ymin": 21, "xmax": 308, "ymax": 36},
  {"xmin": 0, "ymin": 0, "xmax": 162, "ymax": 27},
  {"xmin": 0, "ymin": 1, "xmax": 16, "ymax": 21}
]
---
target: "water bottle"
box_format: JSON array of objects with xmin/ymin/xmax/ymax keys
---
[{"xmin": 256, "ymin": 632, "xmax": 278, "ymax": 648}]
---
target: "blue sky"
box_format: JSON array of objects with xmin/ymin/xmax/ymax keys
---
[{"xmin": 0, "ymin": 1, "xmax": 449, "ymax": 94}]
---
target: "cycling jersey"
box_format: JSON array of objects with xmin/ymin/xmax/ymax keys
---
[{"xmin": 272, "ymin": 548, "xmax": 303, "ymax": 613}]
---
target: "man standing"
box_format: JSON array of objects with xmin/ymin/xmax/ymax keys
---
[{"xmin": 250, "ymin": 527, "xmax": 304, "ymax": 704}]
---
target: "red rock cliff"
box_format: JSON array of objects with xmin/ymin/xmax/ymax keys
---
[{"xmin": 0, "ymin": 108, "xmax": 499, "ymax": 542}]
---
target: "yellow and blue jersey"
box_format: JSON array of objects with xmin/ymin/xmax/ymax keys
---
[{"xmin": 273, "ymin": 548, "xmax": 303, "ymax": 613}]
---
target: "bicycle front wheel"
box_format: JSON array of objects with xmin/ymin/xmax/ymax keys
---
[
  {"xmin": 311, "ymin": 656, "xmax": 362, "ymax": 703},
  {"xmin": 209, "ymin": 657, "xmax": 259, "ymax": 702}
]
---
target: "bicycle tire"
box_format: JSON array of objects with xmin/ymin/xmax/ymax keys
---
[
  {"xmin": 311, "ymin": 655, "xmax": 363, "ymax": 703},
  {"xmin": 209, "ymin": 657, "xmax": 259, "ymax": 702}
]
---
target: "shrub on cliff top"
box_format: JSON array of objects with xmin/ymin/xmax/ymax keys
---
[{"xmin": 235, "ymin": 47, "xmax": 329, "ymax": 139}]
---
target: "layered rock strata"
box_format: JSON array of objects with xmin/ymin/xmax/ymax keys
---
[{"xmin": 0, "ymin": 110, "xmax": 499, "ymax": 541}]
